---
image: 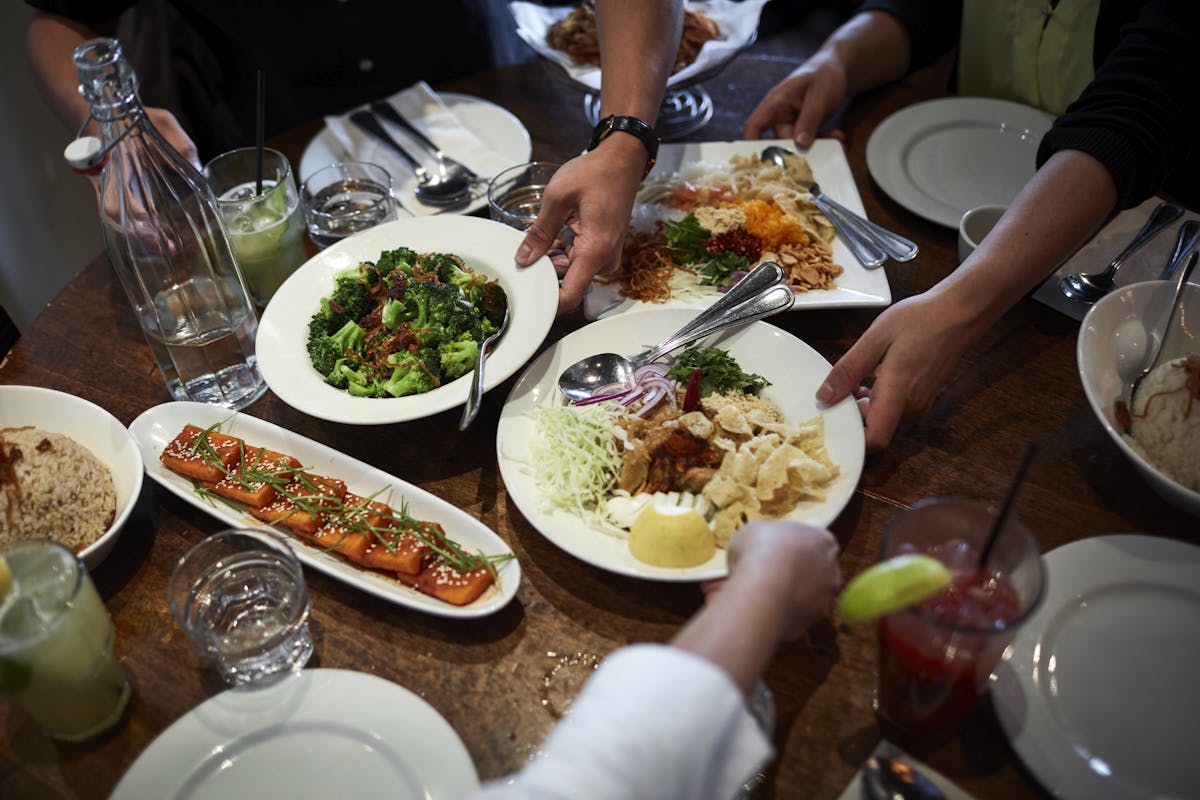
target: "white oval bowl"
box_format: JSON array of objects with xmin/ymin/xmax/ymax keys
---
[
  {"xmin": 1077, "ymin": 279, "xmax": 1200, "ymax": 517},
  {"xmin": 0, "ymin": 385, "xmax": 144, "ymax": 567}
]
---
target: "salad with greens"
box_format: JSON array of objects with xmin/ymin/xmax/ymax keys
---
[{"xmin": 305, "ymin": 246, "xmax": 499, "ymax": 398}]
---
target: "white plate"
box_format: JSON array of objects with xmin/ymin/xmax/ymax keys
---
[
  {"xmin": 0, "ymin": 385, "xmax": 143, "ymax": 569},
  {"xmin": 257, "ymin": 215, "xmax": 558, "ymax": 425},
  {"xmin": 298, "ymin": 91, "xmax": 531, "ymax": 218},
  {"xmin": 496, "ymin": 308, "xmax": 865, "ymax": 581},
  {"xmin": 583, "ymin": 138, "xmax": 892, "ymax": 320},
  {"xmin": 866, "ymin": 97, "xmax": 1055, "ymax": 229},
  {"xmin": 992, "ymin": 535, "xmax": 1200, "ymax": 800},
  {"xmin": 110, "ymin": 668, "xmax": 478, "ymax": 799},
  {"xmin": 128, "ymin": 402, "xmax": 520, "ymax": 618}
]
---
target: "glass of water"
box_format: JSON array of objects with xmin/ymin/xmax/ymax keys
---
[
  {"xmin": 301, "ymin": 161, "xmax": 396, "ymax": 249},
  {"xmin": 487, "ymin": 162, "xmax": 561, "ymax": 230},
  {"xmin": 168, "ymin": 529, "xmax": 313, "ymax": 687}
]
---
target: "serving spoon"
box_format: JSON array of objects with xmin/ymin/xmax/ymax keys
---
[
  {"xmin": 557, "ymin": 265, "xmax": 795, "ymax": 402},
  {"xmin": 1059, "ymin": 201, "xmax": 1183, "ymax": 303},
  {"xmin": 459, "ymin": 282, "xmax": 510, "ymax": 430},
  {"xmin": 1120, "ymin": 249, "xmax": 1198, "ymax": 429},
  {"xmin": 760, "ymin": 145, "xmax": 919, "ymax": 266},
  {"xmin": 348, "ymin": 110, "xmax": 472, "ymax": 207}
]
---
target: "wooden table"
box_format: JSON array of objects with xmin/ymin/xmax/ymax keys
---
[{"xmin": 2, "ymin": 49, "xmax": 1195, "ymax": 800}]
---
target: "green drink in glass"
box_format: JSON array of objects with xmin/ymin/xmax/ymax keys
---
[
  {"xmin": 206, "ymin": 147, "xmax": 308, "ymax": 308},
  {"xmin": 0, "ymin": 541, "xmax": 130, "ymax": 741}
]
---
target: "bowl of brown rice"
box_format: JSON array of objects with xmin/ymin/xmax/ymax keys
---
[{"xmin": 0, "ymin": 385, "xmax": 143, "ymax": 567}]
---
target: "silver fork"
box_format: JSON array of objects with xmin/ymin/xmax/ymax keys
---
[{"xmin": 369, "ymin": 101, "xmax": 483, "ymax": 187}]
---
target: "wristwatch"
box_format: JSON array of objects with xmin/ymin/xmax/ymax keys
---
[{"xmin": 586, "ymin": 115, "xmax": 659, "ymax": 177}]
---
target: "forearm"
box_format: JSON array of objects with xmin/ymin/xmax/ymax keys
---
[
  {"xmin": 670, "ymin": 561, "xmax": 790, "ymax": 696},
  {"xmin": 812, "ymin": 10, "xmax": 911, "ymax": 96},
  {"xmin": 595, "ymin": 0, "xmax": 683, "ymax": 123},
  {"xmin": 27, "ymin": 13, "xmax": 108, "ymax": 133},
  {"xmin": 935, "ymin": 149, "xmax": 1119, "ymax": 326}
]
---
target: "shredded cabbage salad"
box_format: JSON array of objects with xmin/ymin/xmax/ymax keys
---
[{"xmin": 529, "ymin": 401, "xmax": 627, "ymax": 526}]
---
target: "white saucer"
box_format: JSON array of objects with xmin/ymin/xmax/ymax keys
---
[
  {"xmin": 298, "ymin": 92, "xmax": 531, "ymax": 218},
  {"xmin": 991, "ymin": 535, "xmax": 1200, "ymax": 800},
  {"xmin": 110, "ymin": 669, "xmax": 478, "ymax": 799},
  {"xmin": 866, "ymin": 97, "xmax": 1054, "ymax": 228}
]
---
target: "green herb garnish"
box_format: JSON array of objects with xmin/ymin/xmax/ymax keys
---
[{"xmin": 666, "ymin": 346, "xmax": 770, "ymax": 397}]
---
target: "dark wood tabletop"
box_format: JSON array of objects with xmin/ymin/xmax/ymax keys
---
[{"xmin": 2, "ymin": 46, "xmax": 1195, "ymax": 800}]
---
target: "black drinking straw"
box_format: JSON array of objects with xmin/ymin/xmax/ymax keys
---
[
  {"xmin": 255, "ymin": 69, "xmax": 265, "ymax": 195},
  {"xmin": 979, "ymin": 442, "xmax": 1039, "ymax": 567}
]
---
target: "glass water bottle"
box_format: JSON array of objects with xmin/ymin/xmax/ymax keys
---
[{"xmin": 71, "ymin": 38, "xmax": 266, "ymax": 410}]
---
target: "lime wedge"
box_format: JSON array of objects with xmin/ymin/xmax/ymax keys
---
[
  {"xmin": 836, "ymin": 554, "xmax": 953, "ymax": 626},
  {"xmin": 0, "ymin": 556, "xmax": 12, "ymax": 602}
]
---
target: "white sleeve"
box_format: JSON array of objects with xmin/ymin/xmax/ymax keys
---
[{"xmin": 468, "ymin": 643, "xmax": 774, "ymax": 800}]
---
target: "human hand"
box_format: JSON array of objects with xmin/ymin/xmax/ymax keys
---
[
  {"xmin": 743, "ymin": 56, "xmax": 848, "ymax": 147},
  {"xmin": 514, "ymin": 135, "xmax": 646, "ymax": 314},
  {"xmin": 815, "ymin": 290, "xmax": 985, "ymax": 452},
  {"xmin": 726, "ymin": 520, "xmax": 842, "ymax": 640},
  {"xmin": 145, "ymin": 106, "xmax": 200, "ymax": 169}
]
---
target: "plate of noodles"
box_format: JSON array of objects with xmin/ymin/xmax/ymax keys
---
[
  {"xmin": 582, "ymin": 138, "xmax": 893, "ymax": 320},
  {"xmin": 509, "ymin": 0, "xmax": 769, "ymax": 91}
]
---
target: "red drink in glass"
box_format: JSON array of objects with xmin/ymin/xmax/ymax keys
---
[{"xmin": 874, "ymin": 499, "xmax": 1044, "ymax": 736}]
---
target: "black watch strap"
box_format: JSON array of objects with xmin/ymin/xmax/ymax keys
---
[{"xmin": 586, "ymin": 115, "xmax": 659, "ymax": 177}]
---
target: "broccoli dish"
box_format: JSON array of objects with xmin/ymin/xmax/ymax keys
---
[{"xmin": 306, "ymin": 246, "xmax": 501, "ymax": 398}]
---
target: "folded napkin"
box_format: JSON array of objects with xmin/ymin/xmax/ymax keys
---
[
  {"xmin": 323, "ymin": 82, "xmax": 514, "ymax": 217},
  {"xmin": 1032, "ymin": 197, "xmax": 1200, "ymax": 322},
  {"xmin": 836, "ymin": 740, "xmax": 978, "ymax": 800},
  {"xmin": 509, "ymin": 0, "xmax": 770, "ymax": 92}
]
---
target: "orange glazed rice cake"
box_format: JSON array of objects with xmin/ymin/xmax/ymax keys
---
[
  {"xmin": 211, "ymin": 447, "xmax": 302, "ymax": 508},
  {"xmin": 250, "ymin": 473, "xmax": 346, "ymax": 536},
  {"xmin": 160, "ymin": 425, "xmax": 243, "ymax": 483},
  {"xmin": 359, "ymin": 529, "xmax": 429, "ymax": 576},
  {"xmin": 407, "ymin": 559, "xmax": 493, "ymax": 606},
  {"xmin": 309, "ymin": 493, "xmax": 392, "ymax": 561}
]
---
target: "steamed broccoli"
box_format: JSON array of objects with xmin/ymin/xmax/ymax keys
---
[
  {"xmin": 432, "ymin": 255, "xmax": 486, "ymax": 305},
  {"xmin": 380, "ymin": 357, "xmax": 438, "ymax": 397},
  {"xmin": 438, "ymin": 338, "xmax": 480, "ymax": 381},
  {"xmin": 306, "ymin": 320, "xmax": 367, "ymax": 382},
  {"xmin": 389, "ymin": 281, "xmax": 480, "ymax": 345},
  {"xmin": 381, "ymin": 298, "xmax": 405, "ymax": 332},
  {"xmin": 377, "ymin": 247, "xmax": 419, "ymax": 277}
]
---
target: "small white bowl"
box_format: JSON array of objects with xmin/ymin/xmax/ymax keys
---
[
  {"xmin": 0, "ymin": 386, "xmax": 143, "ymax": 567},
  {"xmin": 1077, "ymin": 280, "xmax": 1200, "ymax": 516}
]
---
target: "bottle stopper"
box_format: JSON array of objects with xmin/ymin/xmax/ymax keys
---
[{"xmin": 64, "ymin": 136, "xmax": 107, "ymax": 174}]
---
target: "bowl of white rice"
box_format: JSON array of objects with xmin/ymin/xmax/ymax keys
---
[
  {"xmin": 0, "ymin": 386, "xmax": 143, "ymax": 567},
  {"xmin": 1078, "ymin": 279, "xmax": 1200, "ymax": 517}
]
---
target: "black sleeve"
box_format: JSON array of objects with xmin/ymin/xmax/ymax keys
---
[
  {"xmin": 1036, "ymin": 0, "xmax": 1200, "ymax": 210},
  {"xmin": 858, "ymin": 0, "xmax": 963, "ymax": 71},
  {"xmin": 24, "ymin": 0, "xmax": 135, "ymax": 24}
]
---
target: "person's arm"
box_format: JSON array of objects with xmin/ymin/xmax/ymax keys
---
[
  {"xmin": 470, "ymin": 522, "xmax": 841, "ymax": 799},
  {"xmin": 27, "ymin": 11, "xmax": 200, "ymax": 166},
  {"xmin": 743, "ymin": 10, "xmax": 911, "ymax": 146},
  {"xmin": 515, "ymin": 0, "xmax": 683, "ymax": 313},
  {"xmin": 816, "ymin": 149, "xmax": 1118, "ymax": 451}
]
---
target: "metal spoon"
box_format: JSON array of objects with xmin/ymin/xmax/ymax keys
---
[
  {"xmin": 861, "ymin": 755, "xmax": 947, "ymax": 800},
  {"xmin": 761, "ymin": 145, "xmax": 919, "ymax": 266},
  {"xmin": 369, "ymin": 102, "xmax": 484, "ymax": 191},
  {"xmin": 347, "ymin": 110, "xmax": 472, "ymax": 207},
  {"xmin": 557, "ymin": 280, "xmax": 795, "ymax": 402},
  {"xmin": 459, "ymin": 282, "xmax": 510, "ymax": 430},
  {"xmin": 1059, "ymin": 201, "xmax": 1184, "ymax": 303},
  {"xmin": 1159, "ymin": 219, "xmax": 1200, "ymax": 280},
  {"xmin": 1121, "ymin": 249, "xmax": 1198, "ymax": 427}
]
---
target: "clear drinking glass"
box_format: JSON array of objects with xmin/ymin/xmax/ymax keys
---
[
  {"xmin": 0, "ymin": 541, "xmax": 131, "ymax": 741},
  {"xmin": 487, "ymin": 162, "xmax": 561, "ymax": 230},
  {"xmin": 301, "ymin": 161, "xmax": 396, "ymax": 249},
  {"xmin": 74, "ymin": 38, "xmax": 266, "ymax": 411},
  {"xmin": 875, "ymin": 498, "xmax": 1045, "ymax": 736},
  {"xmin": 204, "ymin": 147, "xmax": 308, "ymax": 308},
  {"xmin": 168, "ymin": 529, "xmax": 313, "ymax": 687}
]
